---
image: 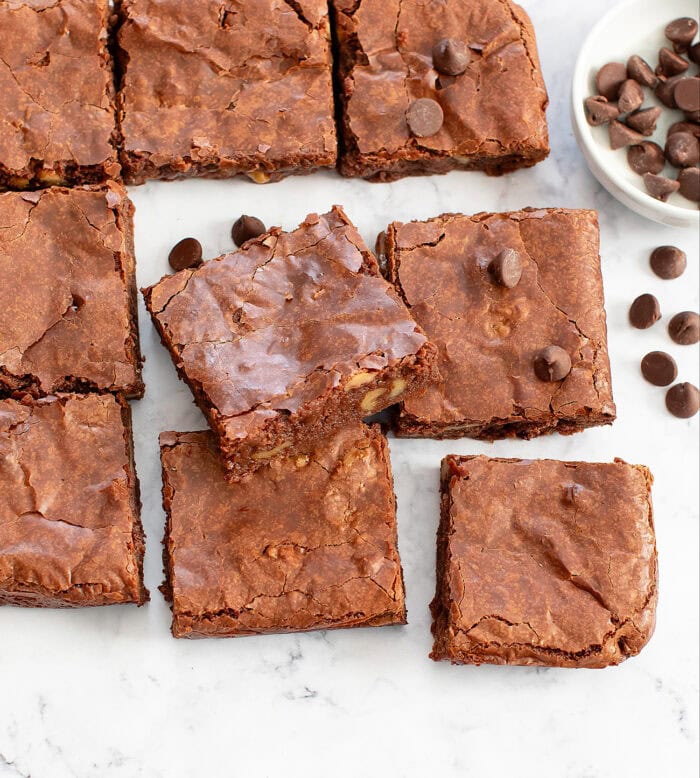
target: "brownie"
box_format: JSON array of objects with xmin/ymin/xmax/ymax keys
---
[
  {"xmin": 160, "ymin": 423, "xmax": 406, "ymax": 638},
  {"xmin": 0, "ymin": 183, "xmax": 143, "ymax": 399},
  {"xmin": 381, "ymin": 208, "xmax": 616, "ymax": 439},
  {"xmin": 0, "ymin": 393, "xmax": 148, "ymax": 607},
  {"xmin": 332, "ymin": 0, "xmax": 550, "ymax": 181},
  {"xmin": 0, "ymin": 0, "xmax": 120, "ymax": 190},
  {"xmin": 431, "ymin": 455, "xmax": 657, "ymax": 668},
  {"xmin": 144, "ymin": 206, "xmax": 437, "ymax": 479},
  {"xmin": 115, "ymin": 0, "xmax": 337, "ymax": 184}
]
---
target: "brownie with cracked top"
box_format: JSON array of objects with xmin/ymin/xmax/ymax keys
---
[
  {"xmin": 0, "ymin": 0, "xmax": 120, "ymax": 190},
  {"xmin": 0, "ymin": 393, "xmax": 148, "ymax": 607},
  {"xmin": 115, "ymin": 0, "xmax": 337, "ymax": 184},
  {"xmin": 381, "ymin": 208, "xmax": 615, "ymax": 439},
  {"xmin": 431, "ymin": 455, "xmax": 657, "ymax": 667},
  {"xmin": 143, "ymin": 206, "xmax": 437, "ymax": 480},
  {"xmin": 0, "ymin": 183, "xmax": 143, "ymax": 399},
  {"xmin": 160, "ymin": 423, "xmax": 406, "ymax": 638},
  {"xmin": 332, "ymin": 0, "xmax": 550, "ymax": 181}
]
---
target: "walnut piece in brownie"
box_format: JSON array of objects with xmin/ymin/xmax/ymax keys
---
[
  {"xmin": 381, "ymin": 208, "xmax": 615, "ymax": 439},
  {"xmin": 0, "ymin": 0, "xmax": 120, "ymax": 190},
  {"xmin": 144, "ymin": 206, "xmax": 437, "ymax": 479},
  {"xmin": 160, "ymin": 424, "xmax": 406, "ymax": 638},
  {"xmin": 332, "ymin": 0, "xmax": 550, "ymax": 181},
  {"xmin": 0, "ymin": 393, "xmax": 148, "ymax": 607},
  {"xmin": 431, "ymin": 455, "xmax": 657, "ymax": 668},
  {"xmin": 115, "ymin": 0, "xmax": 337, "ymax": 184},
  {"xmin": 0, "ymin": 184, "xmax": 143, "ymax": 399}
]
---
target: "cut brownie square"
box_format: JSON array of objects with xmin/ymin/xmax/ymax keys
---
[
  {"xmin": 0, "ymin": 183, "xmax": 144, "ymax": 399},
  {"xmin": 332, "ymin": 0, "xmax": 549, "ymax": 181},
  {"xmin": 0, "ymin": 393, "xmax": 148, "ymax": 607},
  {"xmin": 382, "ymin": 208, "xmax": 616, "ymax": 439},
  {"xmin": 144, "ymin": 206, "xmax": 437, "ymax": 479},
  {"xmin": 432, "ymin": 455, "xmax": 657, "ymax": 668},
  {"xmin": 115, "ymin": 0, "xmax": 337, "ymax": 184},
  {"xmin": 160, "ymin": 423, "xmax": 406, "ymax": 638},
  {"xmin": 0, "ymin": 0, "xmax": 120, "ymax": 190}
]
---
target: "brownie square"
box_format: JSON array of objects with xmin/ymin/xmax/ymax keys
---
[
  {"xmin": 382, "ymin": 208, "xmax": 616, "ymax": 439},
  {"xmin": 432, "ymin": 455, "xmax": 657, "ymax": 668},
  {"xmin": 0, "ymin": 0, "xmax": 119, "ymax": 190},
  {"xmin": 144, "ymin": 206, "xmax": 437, "ymax": 479},
  {"xmin": 0, "ymin": 183, "xmax": 143, "ymax": 399},
  {"xmin": 0, "ymin": 393, "xmax": 148, "ymax": 607},
  {"xmin": 160, "ymin": 423, "xmax": 406, "ymax": 638},
  {"xmin": 115, "ymin": 0, "xmax": 337, "ymax": 184},
  {"xmin": 332, "ymin": 0, "xmax": 549, "ymax": 181}
]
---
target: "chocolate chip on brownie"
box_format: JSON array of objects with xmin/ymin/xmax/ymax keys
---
[
  {"xmin": 432, "ymin": 38, "xmax": 470, "ymax": 76},
  {"xmin": 533, "ymin": 346, "xmax": 572, "ymax": 382},
  {"xmin": 406, "ymin": 98, "xmax": 444, "ymax": 138},
  {"xmin": 488, "ymin": 249, "xmax": 523, "ymax": 289}
]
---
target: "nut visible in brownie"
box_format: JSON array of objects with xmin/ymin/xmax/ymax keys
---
[
  {"xmin": 431, "ymin": 455, "xmax": 658, "ymax": 668},
  {"xmin": 160, "ymin": 424, "xmax": 406, "ymax": 638}
]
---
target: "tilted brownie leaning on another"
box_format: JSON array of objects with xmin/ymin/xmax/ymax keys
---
[
  {"xmin": 379, "ymin": 208, "xmax": 616, "ymax": 439},
  {"xmin": 143, "ymin": 206, "xmax": 438, "ymax": 480}
]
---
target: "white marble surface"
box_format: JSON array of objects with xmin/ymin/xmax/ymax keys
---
[{"xmin": 1, "ymin": 1, "xmax": 698, "ymax": 776}]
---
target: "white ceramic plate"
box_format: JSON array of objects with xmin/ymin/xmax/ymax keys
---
[{"xmin": 572, "ymin": 0, "xmax": 700, "ymax": 228}]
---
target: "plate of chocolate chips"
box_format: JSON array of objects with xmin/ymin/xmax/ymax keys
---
[{"xmin": 572, "ymin": 0, "xmax": 700, "ymax": 227}]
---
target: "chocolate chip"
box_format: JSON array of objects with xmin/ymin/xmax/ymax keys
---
[
  {"xmin": 168, "ymin": 237, "xmax": 203, "ymax": 271},
  {"xmin": 488, "ymin": 248, "xmax": 523, "ymax": 288},
  {"xmin": 584, "ymin": 96, "xmax": 619, "ymax": 126},
  {"xmin": 668, "ymin": 121, "xmax": 700, "ymax": 138},
  {"xmin": 678, "ymin": 167, "xmax": 700, "ymax": 201},
  {"xmin": 690, "ymin": 42, "xmax": 700, "ymax": 65},
  {"xmin": 628, "ymin": 142, "xmax": 665, "ymax": 175},
  {"xmin": 658, "ymin": 47, "xmax": 689, "ymax": 77},
  {"xmin": 562, "ymin": 483, "xmax": 583, "ymax": 505},
  {"xmin": 674, "ymin": 77, "xmax": 700, "ymax": 113},
  {"xmin": 666, "ymin": 382, "xmax": 700, "ymax": 418},
  {"xmin": 665, "ymin": 132, "xmax": 700, "ymax": 168},
  {"xmin": 643, "ymin": 173, "xmax": 681, "ymax": 201},
  {"xmin": 617, "ymin": 79, "xmax": 644, "ymax": 113},
  {"xmin": 432, "ymin": 38, "xmax": 470, "ymax": 76},
  {"xmin": 609, "ymin": 120, "xmax": 645, "ymax": 150},
  {"xmin": 655, "ymin": 75, "xmax": 683, "ymax": 108},
  {"xmin": 650, "ymin": 245, "xmax": 687, "ymax": 279},
  {"xmin": 668, "ymin": 311, "xmax": 700, "ymax": 345},
  {"xmin": 685, "ymin": 110, "xmax": 700, "ymax": 123},
  {"xmin": 232, "ymin": 215, "xmax": 266, "ymax": 247},
  {"xmin": 595, "ymin": 62, "xmax": 627, "ymax": 100},
  {"xmin": 641, "ymin": 351, "xmax": 678, "ymax": 386},
  {"xmin": 629, "ymin": 293, "xmax": 661, "ymax": 329},
  {"xmin": 665, "ymin": 17, "xmax": 698, "ymax": 49},
  {"xmin": 627, "ymin": 55, "xmax": 658, "ymax": 88},
  {"xmin": 533, "ymin": 346, "xmax": 572, "ymax": 382},
  {"xmin": 406, "ymin": 98, "xmax": 444, "ymax": 138},
  {"xmin": 626, "ymin": 107, "xmax": 661, "ymax": 136}
]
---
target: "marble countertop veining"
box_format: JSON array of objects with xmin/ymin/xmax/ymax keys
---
[{"xmin": 1, "ymin": 1, "xmax": 698, "ymax": 776}]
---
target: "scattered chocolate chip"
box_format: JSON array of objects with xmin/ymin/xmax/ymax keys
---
[
  {"xmin": 595, "ymin": 62, "xmax": 627, "ymax": 100},
  {"xmin": 168, "ymin": 237, "xmax": 203, "ymax": 271},
  {"xmin": 678, "ymin": 167, "xmax": 700, "ymax": 201},
  {"xmin": 643, "ymin": 172, "xmax": 681, "ymax": 201},
  {"xmin": 665, "ymin": 132, "xmax": 700, "ymax": 168},
  {"xmin": 655, "ymin": 75, "xmax": 683, "ymax": 108},
  {"xmin": 668, "ymin": 121, "xmax": 700, "ymax": 138},
  {"xmin": 668, "ymin": 311, "xmax": 700, "ymax": 345},
  {"xmin": 685, "ymin": 110, "xmax": 700, "ymax": 123},
  {"xmin": 666, "ymin": 382, "xmax": 700, "ymax": 418},
  {"xmin": 584, "ymin": 96, "xmax": 620, "ymax": 126},
  {"xmin": 488, "ymin": 248, "xmax": 523, "ymax": 288},
  {"xmin": 650, "ymin": 245, "xmax": 687, "ymax": 279},
  {"xmin": 658, "ymin": 47, "xmax": 690, "ymax": 77},
  {"xmin": 533, "ymin": 346, "xmax": 572, "ymax": 382},
  {"xmin": 641, "ymin": 351, "xmax": 678, "ymax": 386},
  {"xmin": 627, "ymin": 55, "xmax": 658, "ymax": 88},
  {"xmin": 626, "ymin": 106, "xmax": 661, "ymax": 136},
  {"xmin": 609, "ymin": 120, "xmax": 645, "ymax": 150},
  {"xmin": 617, "ymin": 79, "xmax": 644, "ymax": 113},
  {"xmin": 628, "ymin": 142, "xmax": 665, "ymax": 175},
  {"xmin": 232, "ymin": 214, "xmax": 266, "ymax": 246},
  {"xmin": 690, "ymin": 42, "xmax": 700, "ymax": 65},
  {"xmin": 406, "ymin": 98, "xmax": 444, "ymax": 138},
  {"xmin": 629, "ymin": 293, "xmax": 661, "ymax": 329},
  {"xmin": 665, "ymin": 17, "xmax": 698, "ymax": 50},
  {"xmin": 432, "ymin": 38, "xmax": 470, "ymax": 76},
  {"xmin": 674, "ymin": 77, "xmax": 700, "ymax": 113}
]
